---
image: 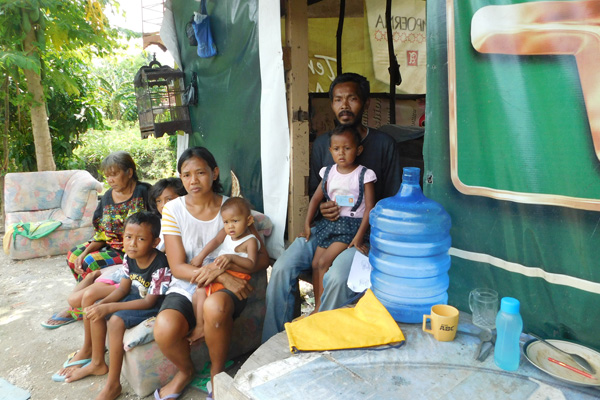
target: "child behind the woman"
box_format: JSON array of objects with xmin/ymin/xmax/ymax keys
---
[
  {"xmin": 148, "ymin": 177, "xmax": 187, "ymax": 251},
  {"xmin": 301, "ymin": 124, "xmax": 377, "ymax": 313},
  {"xmin": 149, "ymin": 177, "xmax": 187, "ymax": 217},
  {"xmin": 188, "ymin": 197, "xmax": 260, "ymax": 343}
]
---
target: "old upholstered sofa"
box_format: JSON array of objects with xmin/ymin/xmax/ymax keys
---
[{"xmin": 4, "ymin": 170, "xmax": 103, "ymax": 259}]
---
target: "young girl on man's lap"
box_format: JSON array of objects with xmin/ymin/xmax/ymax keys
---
[
  {"xmin": 301, "ymin": 124, "xmax": 376, "ymax": 312},
  {"xmin": 188, "ymin": 197, "xmax": 259, "ymax": 343}
]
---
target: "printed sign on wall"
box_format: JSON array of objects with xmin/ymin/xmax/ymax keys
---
[
  {"xmin": 431, "ymin": 0, "xmax": 600, "ymax": 349},
  {"xmin": 365, "ymin": 0, "xmax": 426, "ymax": 94}
]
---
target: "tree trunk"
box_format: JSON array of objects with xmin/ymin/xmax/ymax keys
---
[
  {"xmin": 1, "ymin": 75, "xmax": 9, "ymax": 227},
  {"xmin": 23, "ymin": 27, "xmax": 55, "ymax": 171}
]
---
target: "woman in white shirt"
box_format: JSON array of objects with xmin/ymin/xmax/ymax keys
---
[{"xmin": 153, "ymin": 147, "xmax": 269, "ymax": 400}]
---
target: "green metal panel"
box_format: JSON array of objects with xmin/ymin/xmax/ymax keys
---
[
  {"xmin": 454, "ymin": 0, "xmax": 600, "ymax": 198},
  {"xmin": 173, "ymin": 0, "xmax": 263, "ymax": 210},
  {"xmin": 425, "ymin": 0, "xmax": 600, "ymax": 348}
]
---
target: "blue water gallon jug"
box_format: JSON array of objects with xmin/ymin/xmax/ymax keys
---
[{"xmin": 369, "ymin": 167, "xmax": 452, "ymax": 322}]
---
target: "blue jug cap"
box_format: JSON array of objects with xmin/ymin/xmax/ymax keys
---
[
  {"xmin": 402, "ymin": 167, "xmax": 420, "ymax": 185},
  {"xmin": 500, "ymin": 297, "xmax": 520, "ymax": 314}
]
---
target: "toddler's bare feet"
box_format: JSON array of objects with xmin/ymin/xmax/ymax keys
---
[
  {"xmin": 95, "ymin": 382, "xmax": 122, "ymax": 400},
  {"xmin": 65, "ymin": 361, "xmax": 108, "ymax": 383},
  {"xmin": 187, "ymin": 326, "xmax": 205, "ymax": 344}
]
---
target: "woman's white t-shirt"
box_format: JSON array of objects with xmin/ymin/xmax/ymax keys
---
[{"xmin": 161, "ymin": 195, "xmax": 227, "ymax": 301}]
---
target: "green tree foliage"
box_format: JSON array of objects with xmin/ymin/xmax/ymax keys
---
[
  {"xmin": 75, "ymin": 120, "xmax": 177, "ymax": 183},
  {"xmin": 92, "ymin": 52, "xmax": 149, "ymax": 122},
  {"xmin": 0, "ymin": 0, "xmax": 123, "ymax": 172}
]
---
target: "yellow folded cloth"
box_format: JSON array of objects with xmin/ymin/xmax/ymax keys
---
[
  {"xmin": 3, "ymin": 226, "xmax": 14, "ymax": 254},
  {"xmin": 284, "ymin": 289, "xmax": 405, "ymax": 353}
]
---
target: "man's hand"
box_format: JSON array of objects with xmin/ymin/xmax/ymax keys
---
[
  {"xmin": 320, "ymin": 200, "xmax": 340, "ymax": 221},
  {"xmin": 349, "ymin": 237, "xmax": 369, "ymax": 255},
  {"xmin": 298, "ymin": 224, "xmax": 312, "ymax": 241},
  {"xmin": 217, "ymin": 273, "xmax": 253, "ymax": 300},
  {"xmin": 190, "ymin": 267, "xmax": 203, "ymax": 284}
]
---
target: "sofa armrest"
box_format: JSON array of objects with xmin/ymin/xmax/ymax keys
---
[
  {"xmin": 251, "ymin": 211, "xmax": 273, "ymax": 239},
  {"xmin": 61, "ymin": 171, "xmax": 103, "ymax": 221}
]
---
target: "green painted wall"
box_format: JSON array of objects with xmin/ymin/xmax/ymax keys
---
[
  {"xmin": 173, "ymin": 0, "xmax": 263, "ymax": 210},
  {"xmin": 425, "ymin": 1, "xmax": 600, "ymax": 348}
]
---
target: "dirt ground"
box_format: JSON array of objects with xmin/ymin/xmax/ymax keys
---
[
  {"xmin": 0, "ymin": 244, "xmax": 242, "ymax": 400},
  {"xmin": 0, "ymin": 239, "xmax": 314, "ymax": 400}
]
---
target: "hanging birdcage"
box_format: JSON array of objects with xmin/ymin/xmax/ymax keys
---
[{"xmin": 134, "ymin": 57, "xmax": 192, "ymax": 139}]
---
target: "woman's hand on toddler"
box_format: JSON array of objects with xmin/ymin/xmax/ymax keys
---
[
  {"xmin": 191, "ymin": 266, "xmax": 206, "ymax": 286},
  {"xmin": 214, "ymin": 254, "xmax": 233, "ymax": 270},
  {"xmin": 85, "ymin": 303, "xmax": 110, "ymax": 322},
  {"xmin": 193, "ymin": 263, "xmax": 223, "ymax": 287},
  {"xmin": 219, "ymin": 273, "xmax": 254, "ymax": 300}
]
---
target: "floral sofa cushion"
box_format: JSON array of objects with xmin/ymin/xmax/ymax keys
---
[{"xmin": 4, "ymin": 170, "xmax": 103, "ymax": 260}]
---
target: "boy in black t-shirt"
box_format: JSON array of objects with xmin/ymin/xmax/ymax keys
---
[{"xmin": 64, "ymin": 211, "xmax": 171, "ymax": 400}]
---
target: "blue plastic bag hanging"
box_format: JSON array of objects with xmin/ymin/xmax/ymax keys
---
[{"xmin": 192, "ymin": 0, "xmax": 217, "ymax": 58}]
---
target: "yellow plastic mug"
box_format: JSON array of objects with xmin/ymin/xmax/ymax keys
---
[{"xmin": 422, "ymin": 304, "xmax": 459, "ymax": 342}]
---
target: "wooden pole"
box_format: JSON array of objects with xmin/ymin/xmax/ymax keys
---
[
  {"xmin": 336, "ymin": 0, "xmax": 346, "ymax": 76},
  {"xmin": 284, "ymin": 0, "xmax": 309, "ymax": 241},
  {"xmin": 386, "ymin": 0, "xmax": 401, "ymax": 124}
]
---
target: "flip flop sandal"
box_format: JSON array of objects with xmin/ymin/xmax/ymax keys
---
[
  {"xmin": 52, "ymin": 371, "xmax": 68, "ymax": 383},
  {"xmin": 64, "ymin": 350, "xmax": 79, "ymax": 365},
  {"xmin": 52, "ymin": 360, "xmax": 92, "ymax": 382},
  {"xmin": 153, "ymin": 389, "xmax": 181, "ymax": 399},
  {"xmin": 62, "ymin": 357, "xmax": 92, "ymax": 369},
  {"xmin": 41, "ymin": 312, "xmax": 77, "ymax": 329}
]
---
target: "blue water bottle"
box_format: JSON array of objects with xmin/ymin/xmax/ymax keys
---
[
  {"xmin": 494, "ymin": 297, "xmax": 523, "ymax": 371},
  {"xmin": 369, "ymin": 167, "xmax": 451, "ymax": 322}
]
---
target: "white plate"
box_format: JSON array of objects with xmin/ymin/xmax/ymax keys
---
[{"xmin": 524, "ymin": 339, "xmax": 600, "ymax": 387}]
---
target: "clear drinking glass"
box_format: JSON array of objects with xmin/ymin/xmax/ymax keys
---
[{"xmin": 469, "ymin": 288, "xmax": 499, "ymax": 329}]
